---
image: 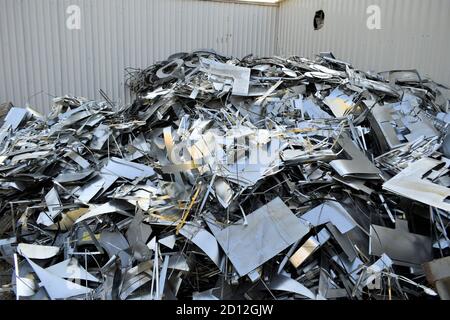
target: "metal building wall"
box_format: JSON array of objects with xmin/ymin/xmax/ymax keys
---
[
  {"xmin": 2, "ymin": 0, "xmax": 449, "ymax": 114},
  {"xmin": 278, "ymin": 0, "xmax": 450, "ymax": 88},
  {"xmin": 0, "ymin": 0, "xmax": 279, "ymax": 113}
]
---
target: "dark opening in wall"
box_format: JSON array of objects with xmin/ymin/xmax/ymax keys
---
[{"xmin": 314, "ymin": 10, "xmax": 325, "ymax": 30}]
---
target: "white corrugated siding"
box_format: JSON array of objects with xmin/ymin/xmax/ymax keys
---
[
  {"xmin": 278, "ymin": 0, "xmax": 450, "ymax": 87},
  {"xmin": 0, "ymin": 0, "xmax": 278, "ymax": 113},
  {"xmin": 1, "ymin": 0, "xmax": 450, "ymax": 113}
]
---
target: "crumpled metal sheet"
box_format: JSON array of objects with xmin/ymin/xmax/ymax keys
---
[{"xmin": 0, "ymin": 50, "xmax": 449, "ymax": 300}]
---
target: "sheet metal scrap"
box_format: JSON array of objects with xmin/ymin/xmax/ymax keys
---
[{"xmin": 0, "ymin": 50, "xmax": 449, "ymax": 300}]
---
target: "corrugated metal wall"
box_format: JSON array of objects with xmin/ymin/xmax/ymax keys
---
[
  {"xmin": 278, "ymin": 0, "xmax": 450, "ymax": 88},
  {"xmin": 1, "ymin": 0, "xmax": 449, "ymax": 113},
  {"xmin": 0, "ymin": 0, "xmax": 278, "ymax": 113}
]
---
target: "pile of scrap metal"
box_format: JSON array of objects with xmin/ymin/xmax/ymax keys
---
[{"xmin": 0, "ymin": 50, "xmax": 449, "ymax": 300}]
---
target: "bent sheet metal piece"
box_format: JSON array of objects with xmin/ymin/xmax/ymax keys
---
[
  {"xmin": 369, "ymin": 220, "xmax": 432, "ymax": 267},
  {"xmin": 269, "ymin": 274, "xmax": 316, "ymax": 300},
  {"xmin": 300, "ymin": 201, "xmax": 356, "ymax": 234},
  {"xmin": 17, "ymin": 243, "xmax": 60, "ymax": 260},
  {"xmin": 383, "ymin": 157, "xmax": 450, "ymax": 212},
  {"xmin": 1, "ymin": 50, "xmax": 448, "ymax": 300},
  {"xmin": 423, "ymin": 256, "xmax": 450, "ymax": 300},
  {"xmin": 25, "ymin": 257, "xmax": 92, "ymax": 300},
  {"xmin": 289, "ymin": 229, "xmax": 330, "ymax": 268},
  {"xmin": 45, "ymin": 258, "xmax": 100, "ymax": 282},
  {"xmin": 179, "ymin": 223, "xmax": 224, "ymax": 270},
  {"xmin": 214, "ymin": 197, "xmax": 310, "ymax": 276}
]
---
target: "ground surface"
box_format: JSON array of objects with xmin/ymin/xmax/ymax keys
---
[{"xmin": 0, "ymin": 260, "xmax": 13, "ymax": 300}]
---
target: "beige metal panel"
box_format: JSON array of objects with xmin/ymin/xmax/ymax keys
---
[
  {"xmin": 0, "ymin": 0, "xmax": 278, "ymax": 113},
  {"xmin": 278, "ymin": 0, "xmax": 450, "ymax": 88}
]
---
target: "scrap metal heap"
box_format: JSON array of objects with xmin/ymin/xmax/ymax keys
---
[{"xmin": 1, "ymin": 51, "xmax": 450, "ymax": 300}]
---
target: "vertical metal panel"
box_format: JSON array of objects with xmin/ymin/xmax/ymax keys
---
[
  {"xmin": 2, "ymin": 0, "xmax": 449, "ymax": 114},
  {"xmin": 0, "ymin": 0, "xmax": 278, "ymax": 113},
  {"xmin": 278, "ymin": 0, "xmax": 450, "ymax": 88}
]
